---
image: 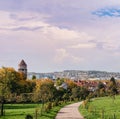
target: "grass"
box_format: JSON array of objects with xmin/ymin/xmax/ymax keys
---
[
  {"xmin": 0, "ymin": 103, "xmax": 40, "ymax": 119},
  {"xmin": 79, "ymin": 95, "xmax": 120, "ymax": 119},
  {"xmin": 0, "ymin": 102, "xmax": 72, "ymax": 119}
]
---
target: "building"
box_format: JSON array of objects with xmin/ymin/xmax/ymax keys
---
[{"xmin": 18, "ymin": 59, "xmax": 27, "ymax": 79}]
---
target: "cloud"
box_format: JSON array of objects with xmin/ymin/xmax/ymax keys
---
[
  {"xmin": 0, "ymin": 10, "xmax": 92, "ymax": 63},
  {"xmin": 102, "ymin": 43, "xmax": 118, "ymax": 51},
  {"xmin": 0, "ymin": 11, "xmax": 50, "ymax": 31},
  {"xmin": 54, "ymin": 48, "xmax": 83, "ymax": 64},
  {"xmin": 70, "ymin": 43, "xmax": 96, "ymax": 49},
  {"xmin": 54, "ymin": 49, "xmax": 69, "ymax": 63},
  {"xmin": 1, "ymin": 0, "xmax": 120, "ymax": 72},
  {"xmin": 0, "ymin": 10, "xmax": 94, "ymax": 50},
  {"xmin": 70, "ymin": 56, "xmax": 83, "ymax": 64}
]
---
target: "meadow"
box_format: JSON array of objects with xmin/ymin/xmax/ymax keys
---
[
  {"xmin": 0, "ymin": 102, "xmax": 68, "ymax": 119},
  {"xmin": 79, "ymin": 95, "xmax": 120, "ymax": 119}
]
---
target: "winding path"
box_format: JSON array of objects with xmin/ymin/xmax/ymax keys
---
[{"xmin": 55, "ymin": 102, "xmax": 84, "ymax": 119}]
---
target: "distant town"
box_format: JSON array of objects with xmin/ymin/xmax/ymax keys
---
[
  {"xmin": 27, "ymin": 70, "xmax": 120, "ymax": 80},
  {"xmin": 17, "ymin": 59, "xmax": 120, "ymax": 80}
]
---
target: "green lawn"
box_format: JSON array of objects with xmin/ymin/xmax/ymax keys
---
[
  {"xmin": 79, "ymin": 95, "xmax": 120, "ymax": 119},
  {"xmin": 0, "ymin": 103, "xmax": 40, "ymax": 119},
  {"xmin": 0, "ymin": 102, "xmax": 70, "ymax": 119}
]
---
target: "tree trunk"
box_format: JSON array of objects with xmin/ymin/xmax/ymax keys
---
[
  {"xmin": 40, "ymin": 101, "xmax": 44, "ymax": 116},
  {"xmin": 35, "ymin": 109, "xmax": 38, "ymax": 119}
]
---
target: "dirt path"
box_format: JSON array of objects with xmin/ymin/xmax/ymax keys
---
[{"xmin": 55, "ymin": 102, "xmax": 84, "ymax": 119}]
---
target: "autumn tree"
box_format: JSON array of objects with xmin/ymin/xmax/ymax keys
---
[
  {"xmin": 55, "ymin": 78, "xmax": 64, "ymax": 86},
  {"xmin": 0, "ymin": 67, "xmax": 33, "ymax": 115},
  {"xmin": 33, "ymin": 79, "xmax": 56, "ymax": 115},
  {"xmin": 64, "ymin": 79, "xmax": 77, "ymax": 101},
  {"xmin": 0, "ymin": 67, "xmax": 14, "ymax": 116},
  {"xmin": 65, "ymin": 79, "xmax": 77, "ymax": 90},
  {"xmin": 34, "ymin": 79, "xmax": 56, "ymax": 102}
]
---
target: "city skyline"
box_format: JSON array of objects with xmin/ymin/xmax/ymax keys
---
[{"xmin": 1, "ymin": 0, "xmax": 120, "ymax": 72}]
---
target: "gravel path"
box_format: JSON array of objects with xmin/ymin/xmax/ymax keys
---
[{"xmin": 55, "ymin": 102, "xmax": 84, "ymax": 119}]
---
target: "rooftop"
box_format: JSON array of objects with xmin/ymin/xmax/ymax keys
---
[{"xmin": 19, "ymin": 60, "xmax": 27, "ymax": 66}]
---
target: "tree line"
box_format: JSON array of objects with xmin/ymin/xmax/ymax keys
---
[{"xmin": 0, "ymin": 67, "xmax": 119, "ymax": 116}]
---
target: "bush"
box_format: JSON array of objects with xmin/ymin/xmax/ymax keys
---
[
  {"xmin": 44, "ymin": 102, "xmax": 52, "ymax": 112},
  {"xmin": 47, "ymin": 102, "xmax": 52, "ymax": 110},
  {"xmin": 52, "ymin": 101, "xmax": 59, "ymax": 107},
  {"xmin": 25, "ymin": 114, "xmax": 33, "ymax": 119},
  {"xmin": 82, "ymin": 99, "xmax": 89, "ymax": 109}
]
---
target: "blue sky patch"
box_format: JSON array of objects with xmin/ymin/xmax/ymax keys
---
[{"xmin": 93, "ymin": 8, "xmax": 120, "ymax": 17}]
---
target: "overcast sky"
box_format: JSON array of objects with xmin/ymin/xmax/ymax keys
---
[{"xmin": 1, "ymin": 0, "xmax": 120, "ymax": 72}]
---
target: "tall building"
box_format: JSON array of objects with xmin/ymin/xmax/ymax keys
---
[{"xmin": 18, "ymin": 59, "xmax": 27, "ymax": 79}]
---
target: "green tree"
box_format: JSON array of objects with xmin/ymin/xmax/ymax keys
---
[
  {"xmin": 55, "ymin": 78, "xmax": 64, "ymax": 86},
  {"xmin": 98, "ymin": 81, "xmax": 105, "ymax": 90},
  {"xmin": 97, "ymin": 81, "xmax": 105, "ymax": 97},
  {"xmin": 32, "ymin": 75, "xmax": 36, "ymax": 80},
  {"xmin": 71, "ymin": 86, "xmax": 81, "ymax": 100},
  {"xmin": 109, "ymin": 77, "xmax": 118, "ymax": 95},
  {"xmin": 80, "ymin": 87, "xmax": 89, "ymax": 100}
]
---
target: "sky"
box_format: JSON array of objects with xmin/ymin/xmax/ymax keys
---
[{"xmin": 1, "ymin": 0, "xmax": 120, "ymax": 73}]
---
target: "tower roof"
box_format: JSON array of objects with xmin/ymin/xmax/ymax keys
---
[{"xmin": 19, "ymin": 60, "xmax": 27, "ymax": 66}]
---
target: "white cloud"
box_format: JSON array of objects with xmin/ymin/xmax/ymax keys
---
[
  {"xmin": 0, "ymin": 10, "xmax": 95, "ymax": 54},
  {"xmin": 0, "ymin": 11, "xmax": 49, "ymax": 31},
  {"xmin": 54, "ymin": 48, "xmax": 84, "ymax": 64},
  {"xmin": 70, "ymin": 43, "xmax": 96, "ymax": 49},
  {"xmin": 1, "ymin": 0, "xmax": 120, "ymax": 72},
  {"xmin": 54, "ymin": 48, "xmax": 69, "ymax": 63},
  {"xmin": 71, "ymin": 56, "xmax": 84, "ymax": 64},
  {"xmin": 102, "ymin": 43, "xmax": 118, "ymax": 51}
]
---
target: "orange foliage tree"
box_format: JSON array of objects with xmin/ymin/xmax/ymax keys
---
[{"xmin": 33, "ymin": 79, "xmax": 56, "ymax": 103}]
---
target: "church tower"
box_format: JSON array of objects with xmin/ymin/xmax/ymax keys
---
[{"xmin": 18, "ymin": 59, "xmax": 27, "ymax": 79}]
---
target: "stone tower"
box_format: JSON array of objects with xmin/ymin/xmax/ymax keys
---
[{"xmin": 18, "ymin": 59, "xmax": 27, "ymax": 79}]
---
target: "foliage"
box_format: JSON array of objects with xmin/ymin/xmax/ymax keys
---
[
  {"xmin": 32, "ymin": 75, "xmax": 36, "ymax": 80},
  {"xmin": 44, "ymin": 102, "xmax": 52, "ymax": 112},
  {"xmin": 55, "ymin": 78, "xmax": 64, "ymax": 86},
  {"xmin": 0, "ymin": 67, "xmax": 33, "ymax": 95},
  {"xmin": 25, "ymin": 114, "xmax": 33, "ymax": 119},
  {"xmin": 2, "ymin": 67, "xmax": 118, "ymax": 118},
  {"xmin": 65, "ymin": 79, "xmax": 77, "ymax": 90},
  {"xmin": 0, "ymin": 67, "xmax": 17, "ymax": 116},
  {"xmin": 0, "ymin": 67, "xmax": 36, "ymax": 115},
  {"xmin": 33, "ymin": 79, "xmax": 55, "ymax": 103},
  {"xmin": 108, "ymin": 77, "xmax": 118, "ymax": 95},
  {"xmin": 80, "ymin": 87, "xmax": 89, "ymax": 100},
  {"xmin": 71, "ymin": 86, "xmax": 81, "ymax": 100},
  {"xmin": 97, "ymin": 81, "xmax": 105, "ymax": 90}
]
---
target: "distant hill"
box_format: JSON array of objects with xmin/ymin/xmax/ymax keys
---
[{"xmin": 27, "ymin": 70, "xmax": 120, "ymax": 80}]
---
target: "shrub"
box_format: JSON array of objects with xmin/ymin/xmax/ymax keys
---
[
  {"xmin": 82, "ymin": 99, "xmax": 89, "ymax": 109},
  {"xmin": 47, "ymin": 102, "xmax": 52, "ymax": 110},
  {"xmin": 44, "ymin": 102, "xmax": 52, "ymax": 112},
  {"xmin": 25, "ymin": 114, "xmax": 33, "ymax": 119},
  {"xmin": 52, "ymin": 101, "xmax": 59, "ymax": 106}
]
